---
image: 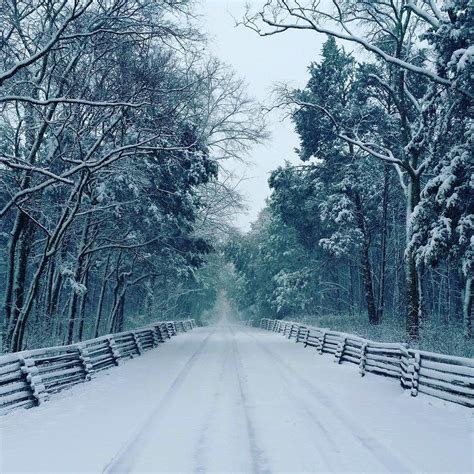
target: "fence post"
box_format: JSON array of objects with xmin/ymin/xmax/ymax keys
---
[
  {"xmin": 132, "ymin": 332, "xmax": 143, "ymax": 355},
  {"xmin": 359, "ymin": 342, "xmax": 368, "ymax": 376},
  {"xmin": 411, "ymin": 351, "xmax": 421, "ymax": 397},
  {"xmin": 19, "ymin": 356, "xmax": 48, "ymax": 405},
  {"xmin": 157, "ymin": 324, "xmax": 166, "ymax": 342},
  {"xmin": 318, "ymin": 330, "xmax": 326, "ymax": 354},
  {"xmin": 335, "ymin": 336, "xmax": 347, "ymax": 364},
  {"xmin": 400, "ymin": 344, "xmax": 411, "ymax": 390},
  {"xmin": 151, "ymin": 327, "xmax": 161, "ymax": 347},
  {"xmin": 77, "ymin": 344, "xmax": 94, "ymax": 380},
  {"xmin": 304, "ymin": 327, "xmax": 310, "ymax": 347},
  {"xmin": 296, "ymin": 325, "xmax": 303, "ymax": 343},
  {"xmin": 107, "ymin": 336, "xmax": 121, "ymax": 365}
]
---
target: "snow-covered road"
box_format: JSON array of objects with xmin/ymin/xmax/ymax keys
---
[{"xmin": 1, "ymin": 322, "xmax": 472, "ymax": 473}]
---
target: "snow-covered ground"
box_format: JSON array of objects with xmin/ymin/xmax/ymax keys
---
[{"xmin": 1, "ymin": 321, "xmax": 472, "ymax": 473}]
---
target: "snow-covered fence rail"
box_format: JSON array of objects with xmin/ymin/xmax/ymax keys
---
[
  {"xmin": 400, "ymin": 349, "xmax": 474, "ymax": 406},
  {"xmin": 0, "ymin": 354, "xmax": 38, "ymax": 412},
  {"xmin": 259, "ymin": 319, "xmax": 474, "ymax": 408},
  {"xmin": 0, "ymin": 319, "xmax": 195, "ymax": 415}
]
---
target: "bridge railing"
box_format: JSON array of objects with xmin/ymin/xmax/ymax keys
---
[
  {"xmin": 0, "ymin": 318, "xmax": 195, "ymax": 415},
  {"xmin": 259, "ymin": 318, "xmax": 474, "ymax": 408}
]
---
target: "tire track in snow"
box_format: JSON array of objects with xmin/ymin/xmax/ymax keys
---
[
  {"xmin": 245, "ymin": 327, "xmax": 415, "ymax": 473},
  {"xmin": 192, "ymin": 326, "xmax": 233, "ymax": 473},
  {"xmin": 229, "ymin": 325, "xmax": 271, "ymax": 474},
  {"xmin": 237, "ymin": 327, "xmax": 349, "ymax": 473},
  {"xmin": 102, "ymin": 328, "xmax": 216, "ymax": 474}
]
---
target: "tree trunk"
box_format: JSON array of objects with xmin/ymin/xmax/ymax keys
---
[
  {"xmin": 94, "ymin": 255, "xmax": 111, "ymax": 338},
  {"xmin": 353, "ymin": 191, "xmax": 378, "ymax": 324},
  {"xmin": 66, "ymin": 214, "xmax": 91, "ymax": 344},
  {"xmin": 463, "ymin": 276, "xmax": 472, "ymax": 340},
  {"xmin": 66, "ymin": 285, "xmax": 79, "ymax": 343},
  {"xmin": 5, "ymin": 217, "xmax": 35, "ymax": 351},
  {"xmin": 115, "ymin": 291, "xmax": 126, "ymax": 333},
  {"xmin": 3, "ymin": 211, "xmax": 27, "ymax": 348},
  {"xmin": 77, "ymin": 267, "xmax": 90, "ymax": 342},
  {"xmin": 49, "ymin": 268, "xmax": 63, "ymax": 316},
  {"xmin": 108, "ymin": 272, "xmax": 125, "ymax": 333},
  {"xmin": 10, "ymin": 252, "xmax": 48, "ymax": 352},
  {"xmin": 377, "ymin": 164, "xmax": 389, "ymax": 321},
  {"xmin": 405, "ymin": 176, "xmax": 421, "ymax": 341},
  {"xmin": 348, "ymin": 263, "xmax": 354, "ymax": 317},
  {"xmin": 8, "ymin": 174, "xmax": 87, "ymax": 351},
  {"xmin": 44, "ymin": 259, "xmax": 56, "ymax": 337},
  {"xmin": 109, "ymin": 283, "xmax": 127, "ymax": 334}
]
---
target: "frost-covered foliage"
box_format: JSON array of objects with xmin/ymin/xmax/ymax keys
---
[
  {"xmin": 411, "ymin": 134, "xmax": 473, "ymax": 277},
  {"xmin": 225, "ymin": 209, "xmax": 320, "ymax": 319},
  {"xmin": 407, "ymin": 0, "xmax": 474, "ymax": 338}
]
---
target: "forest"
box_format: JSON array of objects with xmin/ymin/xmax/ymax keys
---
[
  {"xmin": 0, "ymin": 0, "xmax": 265, "ymax": 352},
  {"xmin": 224, "ymin": 0, "xmax": 473, "ymax": 356},
  {"xmin": 0, "ymin": 0, "xmax": 472, "ymax": 356}
]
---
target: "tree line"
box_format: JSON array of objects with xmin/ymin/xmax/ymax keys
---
[
  {"xmin": 225, "ymin": 0, "xmax": 472, "ymax": 350},
  {"xmin": 1, "ymin": 0, "xmax": 472, "ymax": 354}
]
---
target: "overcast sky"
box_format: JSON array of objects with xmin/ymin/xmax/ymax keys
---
[{"xmin": 200, "ymin": 0, "xmax": 325, "ymax": 231}]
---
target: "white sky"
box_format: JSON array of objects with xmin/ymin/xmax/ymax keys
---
[{"xmin": 199, "ymin": 0, "xmax": 324, "ymax": 231}]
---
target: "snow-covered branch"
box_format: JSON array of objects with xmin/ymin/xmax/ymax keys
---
[{"xmin": 243, "ymin": 0, "xmax": 473, "ymax": 99}]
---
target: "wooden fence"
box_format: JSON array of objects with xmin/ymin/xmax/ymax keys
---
[
  {"xmin": 0, "ymin": 319, "xmax": 195, "ymax": 415},
  {"xmin": 259, "ymin": 318, "xmax": 474, "ymax": 408}
]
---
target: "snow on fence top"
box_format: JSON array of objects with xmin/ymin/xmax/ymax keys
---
[
  {"xmin": 260, "ymin": 318, "xmax": 474, "ymax": 408},
  {"xmin": 0, "ymin": 319, "xmax": 195, "ymax": 415}
]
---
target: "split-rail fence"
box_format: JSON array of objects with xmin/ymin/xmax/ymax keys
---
[
  {"xmin": 0, "ymin": 319, "xmax": 195, "ymax": 415},
  {"xmin": 259, "ymin": 318, "xmax": 474, "ymax": 408}
]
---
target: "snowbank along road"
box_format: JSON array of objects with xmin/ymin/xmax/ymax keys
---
[{"xmin": 1, "ymin": 321, "xmax": 472, "ymax": 473}]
